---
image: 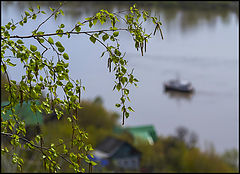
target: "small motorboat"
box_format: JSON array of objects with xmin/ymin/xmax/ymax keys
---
[{"xmin": 164, "ymin": 79, "xmax": 194, "ymax": 93}]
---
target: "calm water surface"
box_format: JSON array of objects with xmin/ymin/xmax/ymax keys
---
[{"xmin": 1, "ymin": 1, "xmax": 239, "ymax": 153}]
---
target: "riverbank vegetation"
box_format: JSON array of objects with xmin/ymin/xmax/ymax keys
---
[{"xmin": 1, "ymin": 84, "xmax": 238, "ymax": 172}]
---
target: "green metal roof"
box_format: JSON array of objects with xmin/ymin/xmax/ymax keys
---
[
  {"xmin": 114, "ymin": 125, "xmax": 158, "ymax": 145},
  {"xmin": 1, "ymin": 101, "xmax": 43, "ymax": 125}
]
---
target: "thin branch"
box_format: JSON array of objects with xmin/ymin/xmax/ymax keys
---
[
  {"xmin": 42, "ymin": 36, "xmax": 60, "ymax": 60},
  {"xmin": 1, "ymin": 132, "xmax": 74, "ymax": 166},
  {"xmin": 84, "ymin": 32, "xmax": 113, "ymax": 57},
  {"xmin": 1, "ymin": 61, "xmax": 15, "ymax": 111},
  {"xmin": 34, "ymin": 36, "xmax": 49, "ymax": 57},
  {"xmin": 35, "ymin": 3, "xmax": 63, "ymax": 32},
  {"xmin": 3, "ymin": 28, "xmax": 128, "ymax": 39},
  {"xmin": 12, "ymin": 11, "xmax": 41, "ymax": 27},
  {"xmin": 70, "ymin": 16, "xmax": 97, "ymax": 33}
]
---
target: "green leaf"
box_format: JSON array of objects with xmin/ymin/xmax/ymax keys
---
[
  {"xmin": 110, "ymin": 35, "xmax": 115, "ymax": 41},
  {"xmin": 55, "ymin": 41, "xmax": 63, "ymax": 47},
  {"xmin": 116, "ymin": 83, "xmax": 121, "ymax": 91},
  {"xmin": 56, "ymin": 29, "xmax": 63, "ymax": 37},
  {"xmin": 58, "ymin": 47, "xmax": 65, "ymax": 53},
  {"xmin": 25, "ymin": 11, "xmax": 30, "ymax": 16},
  {"xmin": 130, "ymin": 7, "xmax": 133, "ymax": 14},
  {"xmin": 114, "ymin": 49, "xmax": 121, "ymax": 56},
  {"xmin": 23, "ymin": 16, "xmax": 27, "ymax": 23},
  {"xmin": 115, "ymin": 104, "xmax": 121, "ymax": 107},
  {"xmin": 37, "ymin": 5, "xmax": 40, "ymax": 10},
  {"xmin": 63, "ymin": 53, "xmax": 69, "ymax": 60},
  {"xmin": 32, "ymin": 14, "xmax": 37, "ymax": 20},
  {"xmin": 56, "ymin": 80, "xmax": 63, "ymax": 86},
  {"xmin": 77, "ymin": 22, "xmax": 84, "ymax": 26},
  {"xmin": 29, "ymin": 8, "xmax": 33, "ymax": 12},
  {"xmin": 89, "ymin": 36, "xmax": 96, "ymax": 44},
  {"xmin": 93, "ymin": 18, "xmax": 98, "ymax": 25},
  {"xmin": 121, "ymin": 66, "xmax": 127, "ymax": 74},
  {"xmin": 99, "ymin": 17, "xmax": 105, "ymax": 25},
  {"xmin": 1, "ymin": 64, "xmax": 6, "ymax": 73},
  {"xmin": 67, "ymin": 117, "xmax": 72, "ymax": 122},
  {"xmin": 30, "ymin": 45, "xmax": 37, "ymax": 52},
  {"xmin": 120, "ymin": 97, "xmax": 125, "ymax": 104},
  {"xmin": 66, "ymin": 32, "xmax": 70, "ymax": 38},
  {"xmin": 57, "ymin": 112, "xmax": 62, "ymax": 120},
  {"xmin": 19, "ymin": 21, "xmax": 23, "ymax": 26},
  {"xmin": 89, "ymin": 21, "xmax": 93, "ymax": 28},
  {"xmin": 35, "ymin": 135, "xmax": 40, "ymax": 143},
  {"xmin": 11, "ymin": 25, "xmax": 16, "ymax": 31},
  {"xmin": 85, "ymin": 17, "xmax": 92, "ymax": 21},
  {"xmin": 59, "ymin": 24, "xmax": 65, "ymax": 28},
  {"xmin": 40, "ymin": 76, "xmax": 43, "ymax": 81},
  {"xmin": 60, "ymin": 9, "xmax": 64, "ymax": 16},
  {"xmin": 133, "ymin": 78, "xmax": 139, "ymax": 82},
  {"xmin": 102, "ymin": 34, "xmax": 109, "ymax": 42},
  {"xmin": 125, "ymin": 111, "xmax": 130, "ymax": 118},
  {"xmin": 121, "ymin": 77, "xmax": 128, "ymax": 85},
  {"xmin": 113, "ymin": 31, "xmax": 119, "ymax": 37},
  {"xmin": 75, "ymin": 26, "xmax": 81, "ymax": 32},
  {"xmin": 48, "ymin": 37, "xmax": 54, "ymax": 44},
  {"xmin": 110, "ymin": 26, "xmax": 118, "ymax": 31},
  {"xmin": 54, "ymin": 14, "xmax": 57, "ymax": 21},
  {"xmin": 7, "ymin": 22, "xmax": 12, "ymax": 28},
  {"xmin": 17, "ymin": 39, "xmax": 24, "ymax": 44},
  {"xmin": 38, "ymin": 38, "xmax": 44, "ymax": 43},
  {"xmin": 37, "ymin": 31, "xmax": 45, "ymax": 35},
  {"xmin": 91, "ymin": 161, "xmax": 97, "ymax": 166},
  {"xmin": 50, "ymin": 7, "xmax": 55, "ymax": 12},
  {"xmin": 73, "ymin": 115, "xmax": 77, "ymax": 120},
  {"xmin": 128, "ymin": 106, "xmax": 135, "ymax": 112}
]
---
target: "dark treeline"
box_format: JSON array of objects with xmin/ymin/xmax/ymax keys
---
[{"xmin": 2, "ymin": 1, "xmax": 238, "ymax": 37}]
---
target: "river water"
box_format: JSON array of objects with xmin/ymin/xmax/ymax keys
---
[{"xmin": 1, "ymin": 1, "xmax": 239, "ymax": 154}]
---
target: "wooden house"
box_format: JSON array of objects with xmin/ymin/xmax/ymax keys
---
[{"xmin": 91, "ymin": 136, "xmax": 141, "ymax": 171}]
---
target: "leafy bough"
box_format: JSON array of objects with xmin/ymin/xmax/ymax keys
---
[{"xmin": 1, "ymin": 2, "xmax": 163, "ymax": 172}]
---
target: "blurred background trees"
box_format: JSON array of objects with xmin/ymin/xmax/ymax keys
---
[{"xmin": 1, "ymin": 90, "xmax": 238, "ymax": 172}]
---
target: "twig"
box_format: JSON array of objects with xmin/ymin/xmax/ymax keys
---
[
  {"xmin": 35, "ymin": 3, "xmax": 63, "ymax": 32},
  {"xmin": 1, "ymin": 132, "xmax": 74, "ymax": 166}
]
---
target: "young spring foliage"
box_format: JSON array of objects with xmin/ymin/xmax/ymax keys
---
[{"xmin": 1, "ymin": 2, "xmax": 163, "ymax": 172}]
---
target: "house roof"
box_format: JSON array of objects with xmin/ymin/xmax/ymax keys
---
[
  {"xmin": 1, "ymin": 101, "xmax": 43, "ymax": 125},
  {"xmin": 114, "ymin": 125, "xmax": 158, "ymax": 145},
  {"xmin": 93, "ymin": 136, "xmax": 141, "ymax": 159},
  {"xmin": 95, "ymin": 136, "xmax": 125, "ymax": 155}
]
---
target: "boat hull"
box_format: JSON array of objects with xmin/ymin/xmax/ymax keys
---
[{"xmin": 164, "ymin": 83, "xmax": 194, "ymax": 93}]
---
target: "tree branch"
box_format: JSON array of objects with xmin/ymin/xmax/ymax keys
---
[
  {"xmin": 3, "ymin": 28, "xmax": 128, "ymax": 40},
  {"xmin": 35, "ymin": 3, "xmax": 63, "ymax": 32},
  {"xmin": 1, "ymin": 132, "xmax": 74, "ymax": 166}
]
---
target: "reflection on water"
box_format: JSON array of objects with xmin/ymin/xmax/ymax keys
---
[
  {"xmin": 2, "ymin": 1, "xmax": 239, "ymax": 34},
  {"xmin": 164, "ymin": 90, "xmax": 195, "ymax": 101}
]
